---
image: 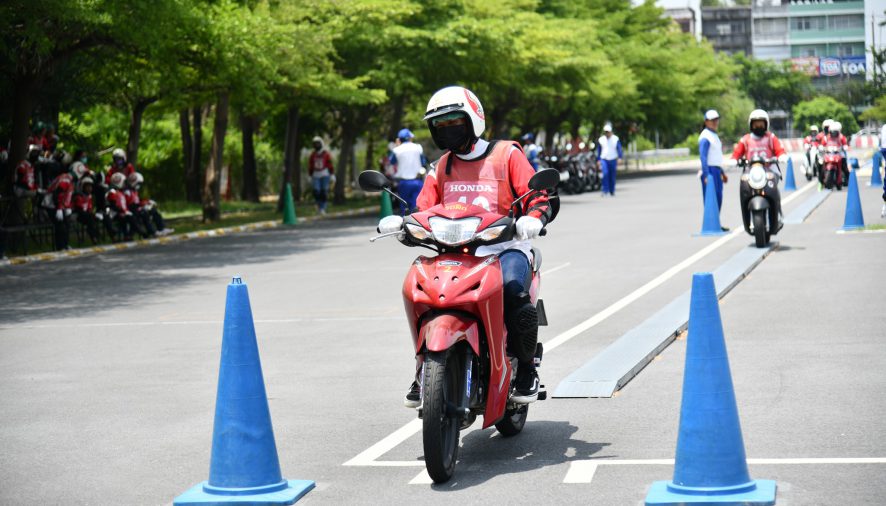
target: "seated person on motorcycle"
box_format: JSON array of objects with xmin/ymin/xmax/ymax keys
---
[
  {"xmin": 378, "ymin": 86, "xmax": 554, "ymax": 406},
  {"xmin": 730, "ymin": 109, "xmax": 788, "ymax": 225},
  {"xmin": 824, "ymin": 122, "xmax": 848, "ymax": 186}
]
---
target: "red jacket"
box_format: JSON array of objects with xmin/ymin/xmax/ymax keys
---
[
  {"xmin": 308, "ymin": 150, "xmax": 334, "ymax": 176},
  {"xmin": 46, "ymin": 173, "xmax": 74, "ymax": 210},
  {"xmin": 73, "ymin": 191, "xmax": 93, "ymax": 213},
  {"xmin": 106, "ymin": 188, "xmax": 130, "ymax": 215},
  {"xmin": 416, "ymin": 141, "xmax": 550, "ymax": 221},
  {"xmin": 15, "ymin": 160, "xmax": 37, "ymax": 191},
  {"xmin": 109, "ymin": 163, "xmax": 135, "ymax": 181},
  {"xmin": 125, "ymin": 188, "xmax": 142, "ymax": 209},
  {"xmin": 731, "ymin": 132, "xmax": 786, "ymax": 161}
]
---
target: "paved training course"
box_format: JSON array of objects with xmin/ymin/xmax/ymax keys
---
[{"xmin": 1, "ymin": 160, "xmax": 884, "ymax": 505}]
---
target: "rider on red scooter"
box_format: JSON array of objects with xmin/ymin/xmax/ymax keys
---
[
  {"xmin": 377, "ymin": 86, "xmax": 553, "ymax": 407},
  {"xmin": 730, "ymin": 109, "xmax": 788, "ymax": 224}
]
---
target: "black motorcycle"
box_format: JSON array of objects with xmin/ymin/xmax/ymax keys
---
[{"xmin": 739, "ymin": 154, "xmax": 782, "ymax": 248}]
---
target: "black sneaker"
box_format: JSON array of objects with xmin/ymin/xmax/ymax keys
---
[
  {"xmin": 404, "ymin": 381, "xmax": 420, "ymax": 408},
  {"xmin": 721, "ymin": 226, "xmax": 730, "ymax": 232},
  {"xmin": 511, "ymin": 366, "xmax": 539, "ymax": 404}
]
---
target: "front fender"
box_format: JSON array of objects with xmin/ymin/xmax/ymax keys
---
[
  {"xmin": 748, "ymin": 195, "xmax": 770, "ymax": 212},
  {"xmin": 418, "ymin": 314, "xmax": 480, "ymax": 355}
]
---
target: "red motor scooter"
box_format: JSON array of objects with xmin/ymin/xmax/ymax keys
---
[
  {"xmin": 822, "ymin": 144, "xmax": 844, "ymax": 190},
  {"xmin": 358, "ymin": 168, "xmax": 559, "ymax": 483}
]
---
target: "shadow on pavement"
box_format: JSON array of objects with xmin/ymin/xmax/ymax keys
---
[
  {"xmin": 426, "ymin": 420, "xmax": 610, "ymax": 491},
  {"xmin": 0, "ymin": 217, "xmax": 378, "ymax": 324}
]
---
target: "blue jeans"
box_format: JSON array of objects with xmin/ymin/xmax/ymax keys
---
[
  {"xmin": 312, "ymin": 175, "xmax": 330, "ymax": 211},
  {"xmin": 601, "ymin": 159, "xmax": 617, "ymax": 195},
  {"xmin": 499, "ymin": 249, "xmax": 531, "ymax": 305},
  {"xmin": 397, "ymin": 178, "xmax": 423, "ymax": 214},
  {"xmin": 700, "ymin": 166, "xmax": 724, "ymax": 211}
]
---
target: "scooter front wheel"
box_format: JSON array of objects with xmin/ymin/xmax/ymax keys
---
[
  {"xmin": 752, "ymin": 210, "xmax": 768, "ymax": 248},
  {"xmin": 422, "ymin": 351, "xmax": 461, "ymax": 483}
]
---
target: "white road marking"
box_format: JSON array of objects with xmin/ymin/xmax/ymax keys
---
[
  {"xmin": 563, "ymin": 457, "xmax": 886, "ymax": 483},
  {"xmin": 342, "ymin": 418, "xmax": 423, "ymax": 467},
  {"xmin": 409, "ymin": 469, "xmax": 433, "ymax": 485},
  {"xmin": 345, "ymin": 182, "xmax": 819, "ymax": 469},
  {"xmin": 543, "ymin": 180, "xmax": 815, "ymax": 353},
  {"xmin": 0, "ymin": 316, "xmax": 406, "ymax": 331},
  {"xmin": 541, "ymin": 262, "xmax": 571, "ymax": 276}
]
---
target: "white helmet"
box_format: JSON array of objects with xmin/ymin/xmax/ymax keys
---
[
  {"xmin": 748, "ymin": 109, "xmax": 769, "ymax": 131},
  {"xmin": 822, "ymin": 119, "xmax": 833, "ymax": 131},
  {"xmin": 70, "ymin": 161, "xmax": 89, "ymax": 180},
  {"xmin": 424, "ymin": 86, "xmax": 486, "ymax": 138},
  {"xmin": 127, "ymin": 171, "xmax": 144, "ymax": 188},
  {"xmin": 829, "ymin": 121, "xmax": 842, "ymax": 133},
  {"xmin": 109, "ymin": 172, "xmax": 126, "ymax": 189},
  {"xmin": 78, "ymin": 176, "xmax": 94, "ymax": 192},
  {"xmin": 112, "ymin": 148, "xmax": 126, "ymax": 161}
]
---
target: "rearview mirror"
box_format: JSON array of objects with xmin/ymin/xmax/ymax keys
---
[
  {"xmin": 358, "ymin": 170, "xmax": 389, "ymax": 192},
  {"xmin": 528, "ymin": 169, "xmax": 560, "ymax": 191}
]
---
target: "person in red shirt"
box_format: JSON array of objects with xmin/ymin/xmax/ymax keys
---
[
  {"xmin": 14, "ymin": 145, "xmax": 42, "ymax": 198},
  {"xmin": 378, "ymin": 86, "xmax": 553, "ymax": 406},
  {"xmin": 44, "ymin": 168, "xmax": 74, "ymax": 250},
  {"xmin": 108, "ymin": 148, "xmax": 135, "ymax": 181},
  {"xmin": 308, "ymin": 137, "xmax": 335, "ymax": 215},
  {"xmin": 731, "ymin": 109, "xmax": 787, "ymax": 230},
  {"xmin": 72, "ymin": 176, "xmax": 100, "ymax": 244},
  {"xmin": 823, "ymin": 121, "xmax": 850, "ymax": 187},
  {"xmin": 106, "ymin": 172, "xmax": 145, "ymax": 241}
]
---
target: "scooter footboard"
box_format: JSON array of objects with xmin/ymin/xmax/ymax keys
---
[{"xmin": 419, "ymin": 314, "xmax": 481, "ymax": 355}]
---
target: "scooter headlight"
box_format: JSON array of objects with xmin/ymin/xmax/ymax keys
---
[
  {"xmin": 748, "ymin": 165, "xmax": 767, "ymax": 190},
  {"xmin": 429, "ymin": 217, "xmax": 481, "ymax": 246},
  {"xmin": 405, "ymin": 223, "xmax": 429, "ymax": 241}
]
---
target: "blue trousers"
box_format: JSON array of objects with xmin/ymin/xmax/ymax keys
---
[
  {"xmin": 601, "ymin": 159, "xmax": 617, "ymax": 195},
  {"xmin": 397, "ymin": 178, "xmax": 423, "ymax": 214},
  {"xmin": 312, "ymin": 176, "xmax": 330, "ymax": 211},
  {"xmin": 700, "ymin": 166, "xmax": 724, "ymax": 210},
  {"xmin": 499, "ymin": 249, "xmax": 531, "ymax": 304}
]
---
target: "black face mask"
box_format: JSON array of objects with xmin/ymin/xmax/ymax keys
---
[
  {"xmin": 751, "ymin": 127, "xmax": 766, "ymax": 137},
  {"xmin": 312, "ymin": 143, "xmax": 322, "ymax": 151},
  {"xmin": 430, "ymin": 123, "xmax": 474, "ymax": 154}
]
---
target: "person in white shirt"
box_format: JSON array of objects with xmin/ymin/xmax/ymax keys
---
[
  {"xmin": 880, "ymin": 124, "xmax": 886, "ymax": 215},
  {"xmin": 698, "ymin": 109, "xmax": 729, "ymax": 231},
  {"xmin": 389, "ymin": 128, "xmax": 426, "ymax": 213},
  {"xmin": 596, "ymin": 123, "xmax": 622, "ymax": 196}
]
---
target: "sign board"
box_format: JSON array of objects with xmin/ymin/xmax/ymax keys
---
[
  {"xmin": 790, "ymin": 57, "xmax": 820, "ymax": 76},
  {"xmin": 819, "ymin": 57, "xmax": 842, "ymax": 77}
]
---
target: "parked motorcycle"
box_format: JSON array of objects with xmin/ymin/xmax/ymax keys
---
[
  {"xmin": 358, "ymin": 168, "xmax": 559, "ymax": 483},
  {"xmin": 739, "ymin": 154, "xmax": 782, "ymax": 248},
  {"xmin": 803, "ymin": 144, "xmax": 818, "ymax": 181},
  {"xmin": 822, "ymin": 145, "xmax": 844, "ymax": 191}
]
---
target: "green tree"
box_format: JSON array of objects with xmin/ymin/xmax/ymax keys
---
[
  {"xmin": 733, "ymin": 53, "xmax": 812, "ymax": 113},
  {"xmin": 793, "ymin": 96, "xmax": 859, "ymax": 135},
  {"xmin": 858, "ymin": 95, "xmax": 886, "ymax": 123}
]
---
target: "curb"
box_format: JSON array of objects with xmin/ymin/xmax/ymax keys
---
[{"xmin": 0, "ymin": 205, "xmax": 377, "ymax": 268}]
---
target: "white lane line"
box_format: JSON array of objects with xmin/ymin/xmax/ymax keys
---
[
  {"xmin": 409, "ymin": 469, "xmax": 434, "ymax": 485},
  {"xmin": 342, "ymin": 418, "xmax": 423, "ymax": 467},
  {"xmin": 543, "ymin": 180, "xmax": 815, "ymax": 353},
  {"xmin": 0, "ymin": 316, "xmax": 406, "ymax": 331},
  {"xmin": 345, "ymin": 182, "xmax": 818, "ymax": 469},
  {"xmin": 563, "ymin": 457, "xmax": 886, "ymax": 483},
  {"xmin": 542, "ymin": 262, "xmax": 571, "ymax": 276}
]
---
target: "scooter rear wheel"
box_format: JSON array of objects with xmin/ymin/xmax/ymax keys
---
[
  {"xmin": 494, "ymin": 404, "xmax": 528, "ymax": 437},
  {"xmin": 422, "ymin": 351, "xmax": 461, "ymax": 483}
]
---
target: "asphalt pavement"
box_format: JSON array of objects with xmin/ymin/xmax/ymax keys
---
[{"xmin": 0, "ymin": 160, "xmax": 883, "ymax": 505}]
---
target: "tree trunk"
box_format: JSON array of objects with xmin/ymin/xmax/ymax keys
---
[
  {"xmin": 179, "ymin": 108, "xmax": 192, "ymax": 199},
  {"xmin": 126, "ymin": 98, "xmax": 155, "ymax": 167},
  {"xmin": 186, "ymin": 106, "xmax": 204, "ymax": 203},
  {"xmin": 203, "ymin": 93, "xmax": 229, "ymax": 222},
  {"xmin": 7, "ymin": 75, "xmax": 36, "ymax": 195},
  {"xmin": 240, "ymin": 113, "xmax": 259, "ymax": 202},
  {"xmin": 387, "ymin": 95, "xmax": 405, "ymax": 141},
  {"xmin": 334, "ymin": 127, "xmax": 356, "ymax": 205},
  {"xmin": 365, "ymin": 133, "xmax": 374, "ymax": 171},
  {"xmin": 278, "ymin": 105, "xmax": 300, "ymax": 210}
]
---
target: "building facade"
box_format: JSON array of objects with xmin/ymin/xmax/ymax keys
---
[{"xmin": 701, "ymin": 6, "xmax": 753, "ymax": 55}]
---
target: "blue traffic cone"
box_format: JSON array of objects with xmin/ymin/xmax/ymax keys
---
[
  {"xmin": 698, "ymin": 175, "xmax": 726, "ymax": 236},
  {"xmin": 646, "ymin": 273, "xmax": 776, "ymax": 505},
  {"xmin": 174, "ymin": 277, "xmax": 314, "ymax": 505},
  {"xmin": 842, "ymin": 169, "xmax": 865, "ymax": 231},
  {"xmin": 871, "ymin": 152, "xmax": 883, "ymax": 187},
  {"xmin": 783, "ymin": 157, "xmax": 797, "ymax": 192}
]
